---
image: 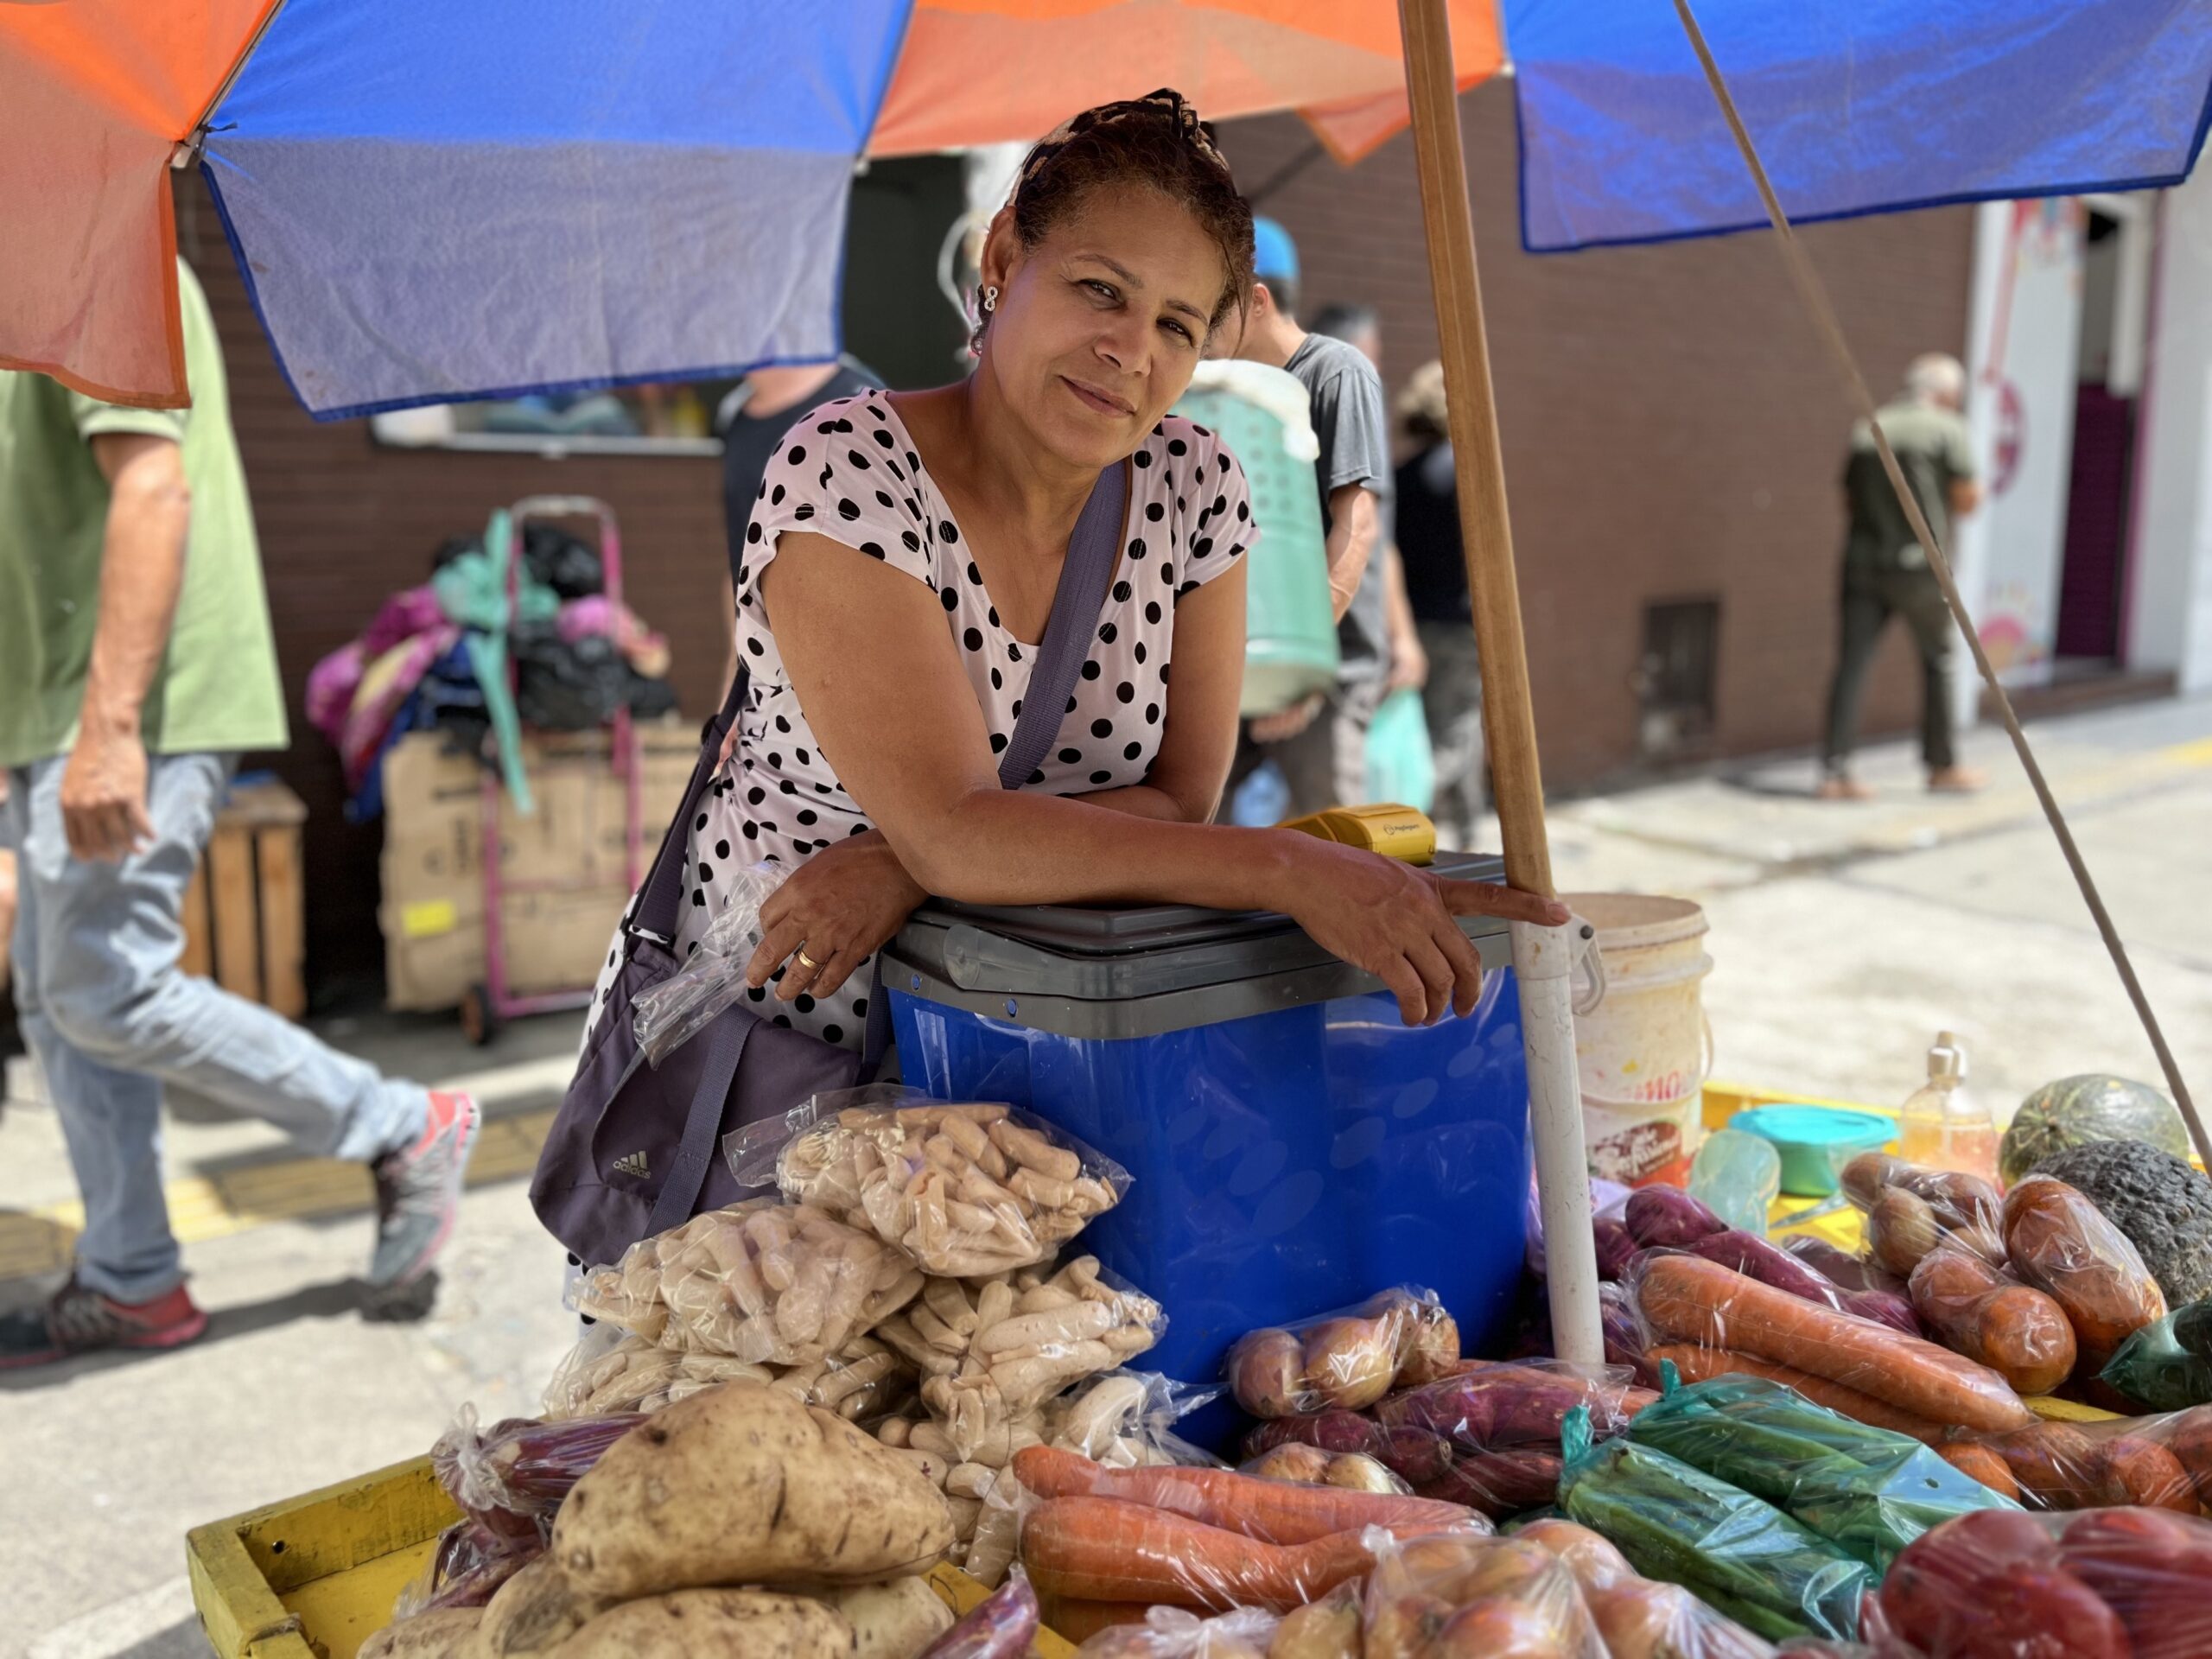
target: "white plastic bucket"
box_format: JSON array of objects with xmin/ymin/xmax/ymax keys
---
[{"xmin": 1563, "ymin": 893, "xmax": 1714, "ymax": 1187}]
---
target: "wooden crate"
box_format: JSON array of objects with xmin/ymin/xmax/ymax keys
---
[{"xmin": 183, "ymin": 779, "xmax": 308, "ymax": 1020}]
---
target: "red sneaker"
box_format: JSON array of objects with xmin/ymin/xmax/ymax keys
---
[{"xmin": 0, "ymin": 1278, "xmax": 208, "ymax": 1368}]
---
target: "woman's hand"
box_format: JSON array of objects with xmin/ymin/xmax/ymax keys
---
[
  {"xmin": 1276, "ymin": 839, "xmax": 1570, "ymax": 1026},
  {"xmin": 745, "ymin": 832, "xmax": 927, "ymax": 1003}
]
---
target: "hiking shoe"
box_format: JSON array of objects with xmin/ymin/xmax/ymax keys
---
[
  {"xmin": 369, "ymin": 1090, "xmax": 480, "ymax": 1289},
  {"xmin": 0, "ymin": 1278, "xmax": 208, "ymax": 1369}
]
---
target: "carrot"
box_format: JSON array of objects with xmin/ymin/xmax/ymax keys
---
[
  {"xmin": 1010, "ymin": 1446, "xmax": 1477, "ymax": 1544},
  {"xmin": 1020, "ymin": 1496, "xmax": 1378, "ymax": 1611},
  {"xmin": 1638, "ymin": 1255, "xmax": 2035, "ymax": 1433},
  {"xmin": 1648, "ymin": 1344, "xmax": 1950, "ymax": 1441},
  {"xmin": 1036, "ymin": 1597, "xmax": 1158, "ymax": 1643},
  {"xmin": 1934, "ymin": 1440, "xmax": 2022, "ymax": 1503}
]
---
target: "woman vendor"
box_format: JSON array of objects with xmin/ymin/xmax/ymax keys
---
[{"xmin": 594, "ymin": 89, "xmax": 1562, "ymax": 1053}]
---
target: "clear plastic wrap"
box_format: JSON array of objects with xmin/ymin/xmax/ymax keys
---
[
  {"xmin": 1955, "ymin": 1407, "xmax": 2208, "ymax": 1513},
  {"xmin": 1374, "ymin": 1359, "xmax": 1657, "ymax": 1453},
  {"xmin": 390, "ymin": 1517, "xmax": 540, "ymax": 1621},
  {"xmin": 1077, "ymin": 1605, "xmax": 1281, "ymax": 1659},
  {"xmin": 728, "ymin": 1090, "xmax": 1132, "ymax": 1276},
  {"xmin": 918, "ymin": 1563, "xmax": 1041, "ymax": 1659},
  {"xmin": 1872, "ymin": 1505, "xmax": 2212, "ymax": 1659},
  {"xmin": 1358, "ymin": 1526, "xmax": 1606, "ymax": 1659},
  {"xmin": 2101, "ymin": 1297, "xmax": 2212, "ymax": 1411},
  {"xmin": 1628, "ymin": 1251, "xmax": 2035, "ymax": 1438},
  {"xmin": 1243, "ymin": 1443, "xmax": 1410, "ymax": 1495},
  {"xmin": 1622, "ymin": 1187, "xmax": 1923, "ymax": 1337},
  {"xmin": 542, "ymin": 1326, "xmax": 775, "ymax": 1418},
  {"xmin": 1905, "ymin": 1243, "xmax": 2077, "ymax": 1396},
  {"xmin": 1042, "ymin": 1370, "xmax": 1220, "ymax": 1469},
  {"xmin": 1999, "ymin": 1174, "xmax": 2168, "ymax": 1372},
  {"xmin": 630, "ymin": 861, "xmax": 782, "ymax": 1066},
  {"xmin": 1223, "ymin": 1287, "xmax": 1462, "ymax": 1419},
  {"xmin": 1840, "ymin": 1153, "xmax": 2005, "ymax": 1281},
  {"xmin": 1513, "ymin": 1516, "xmax": 1779, "ymax": 1659},
  {"xmin": 1019, "ymin": 1493, "xmax": 1394, "ymax": 1612},
  {"xmin": 431, "ymin": 1405, "xmax": 644, "ymax": 1545},
  {"xmin": 1556, "ymin": 1404, "xmax": 1873, "ymax": 1643},
  {"xmin": 570, "ymin": 1198, "xmax": 925, "ymax": 1364},
  {"xmin": 1625, "ymin": 1366, "xmax": 2018, "ymax": 1573}
]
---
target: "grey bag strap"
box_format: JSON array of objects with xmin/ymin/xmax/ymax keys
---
[
  {"xmin": 997, "ymin": 461, "xmax": 1126, "ymax": 791},
  {"xmin": 644, "ymin": 1013, "xmax": 753, "ymax": 1236}
]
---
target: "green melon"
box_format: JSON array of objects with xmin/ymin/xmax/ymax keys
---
[{"xmin": 2000, "ymin": 1074, "xmax": 2192, "ymax": 1186}]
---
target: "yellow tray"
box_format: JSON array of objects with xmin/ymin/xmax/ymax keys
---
[{"xmin": 186, "ymin": 1456, "xmax": 1072, "ymax": 1659}]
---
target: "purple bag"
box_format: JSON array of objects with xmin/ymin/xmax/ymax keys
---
[{"xmin": 531, "ymin": 461, "xmax": 1127, "ymax": 1267}]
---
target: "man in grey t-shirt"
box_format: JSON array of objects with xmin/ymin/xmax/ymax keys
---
[{"xmin": 1225, "ymin": 220, "xmax": 1393, "ymax": 814}]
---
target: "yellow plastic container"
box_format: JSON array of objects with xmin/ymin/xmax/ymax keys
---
[
  {"xmin": 1281, "ymin": 802, "xmax": 1437, "ymax": 864},
  {"xmin": 186, "ymin": 1456, "xmax": 1071, "ymax": 1659}
]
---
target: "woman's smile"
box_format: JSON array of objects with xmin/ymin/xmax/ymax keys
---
[{"xmin": 1060, "ymin": 374, "xmax": 1135, "ymax": 417}]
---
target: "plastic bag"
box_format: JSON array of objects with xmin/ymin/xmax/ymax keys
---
[
  {"xmin": 1243, "ymin": 1443, "xmax": 1411, "ymax": 1495},
  {"xmin": 1078, "ymin": 1605, "xmax": 1281, "ymax": 1659},
  {"xmin": 542, "ymin": 1326, "xmax": 774, "ymax": 1418},
  {"xmin": 1627, "ymin": 1251, "xmax": 2037, "ymax": 1440},
  {"xmin": 1906, "ymin": 1242, "xmax": 2077, "ymax": 1396},
  {"xmin": 1955, "ymin": 1405, "xmax": 2210, "ymax": 1512},
  {"xmin": 1375, "ymin": 1359, "xmax": 1656, "ymax": 1454},
  {"xmin": 1840, "ymin": 1152, "xmax": 2005, "ymax": 1281},
  {"xmin": 431, "ymin": 1405, "xmax": 645, "ymax": 1545},
  {"xmin": 1223, "ymin": 1287, "xmax": 1462, "ymax": 1419},
  {"xmin": 1043, "ymin": 1370, "xmax": 1221, "ymax": 1469},
  {"xmin": 1873, "ymin": 1505, "xmax": 2212, "ymax": 1659},
  {"xmin": 1998, "ymin": 1174, "xmax": 2168, "ymax": 1371},
  {"xmin": 2101, "ymin": 1297, "xmax": 2212, "ymax": 1411},
  {"xmin": 1359, "ymin": 1524, "xmax": 1607, "ymax": 1659},
  {"xmin": 1512, "ymin": 1516, "xmax": 1779, "ymax": 1659},
  {"xmin": 918, "ymin": 1563, "xmax": 1040, "ymax": 1659},
  {"xmin": 1557, "ymin": 1403, "xmax": 1874, "ymax": 1643},
  {"xmin": 730, "ymin": 1089, "xmax": 1131, "ymax": 1276},
  {"xmin": 569, "ymin": 1198, "xmax": 925, "ymax": 1365},
  {"xmin": 631, "ymin": 861, "xmax": 781, "ymax": 1066},
  {"xmin": 1626, "ymin": 1365, "xmax": 2019, "ymax": 1573},
  {"xmin": 391, "ymin": 1517, "xmax": 540, "ymax": 1620}
]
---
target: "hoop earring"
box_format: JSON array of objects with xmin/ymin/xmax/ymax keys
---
[{"xmin": 982, "ymin": 285, "xmax": 999, "ymax": 315}]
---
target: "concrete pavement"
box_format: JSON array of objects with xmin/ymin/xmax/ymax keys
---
[{"xmin": 2, "ymin": 691, "xmax": 2209, "ymax": 1656}]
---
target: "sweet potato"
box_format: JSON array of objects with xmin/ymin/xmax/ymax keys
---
[
  {"xmin": 550, "ymin": 1588, "xmax": 856, "ymax": 1659},
  {"xmin": 2001, "ymin": 1175, "xmax": 2168, "ymax": 1370},
  {"xmin": 1976, "ymin": 1422, "xmax": 2122, "ymax": 1510},
  {"xmin": 1910, "ymin": 1247, "xmax": 2078, "ymax": 1395},
  {"xmin": 2103, "ymin": 1435, "xmax": 2198, "ymax": 1512},
  {"xmin": 554, "ymin": 1382, "xmax": 954, "ymax": 1601},
  {"xmin": 1932, "ymin": 1441, "xmax": 2021, "ymax": 1503},
  {"xmin": 1512, "ymin": 1516, "xmax": 1631, "ymax": 1593},
  {"xmin": 1623, "ymin": 1186, "xmax": 1729, "ymax": 1249},
  {"xmin": 477, "ymin": 1559, "xmax": 607, "ymax": 1657},
  {"xmin": 823, "ymin": 1579, "xmax": 956, "ymax": 1659},
  {"xmin": 1413, "ymin": 1449, "xmax": 1563, "ymax": 1517},
  {"xmin": 359, "ymin": 1611, "xmax": 483, "ymax": 1659}
]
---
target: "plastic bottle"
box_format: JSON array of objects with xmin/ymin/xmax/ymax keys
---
[
  {"xmin": 1895, "ymin": 1031, "xmax": 1998, "ymax": 1181},
  {"xmin": 1689, "ymin": 1128, "xmax": 1782, "ymax": 1236}
]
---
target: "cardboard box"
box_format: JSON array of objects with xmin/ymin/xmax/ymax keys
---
[{"xmin": 378, "ymin": 724, "xmax": 696, "ymax": 1012}]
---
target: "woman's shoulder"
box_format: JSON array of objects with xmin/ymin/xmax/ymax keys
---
[{"xmin": 749, "ymin": 392, "xmax": 932, "ymax": 544}]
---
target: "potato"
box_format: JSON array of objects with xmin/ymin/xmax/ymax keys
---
[
  {"xmin": 359, "ymin": 1609, "xmax": 483, "ymax": 1659},
  {"xmin": 1319, "ymin": 1452, "xmax": 1402, "ymax": 1494},
  {"xmin": 1868, "ymin": 1188, "xmax": 1944, "ymax": 1276},
  {"xmin": 821, "ymin": 1577, "xmax": 956, "ymax": 1659},
  {"xmin": 1269, "ymin": 1585, "xmax": 1363, "ymax": 1659},
  {"xmin": 1513, "ymin": 1516, "xmax": 1631, "ymax": 1594},
  {"xmin": 1300, "ymin": 1319, "xmax": 1395, "ymax": 1411},
  {"xmin": 1249, "ymin": 1442, "xmax": 1334, "ymax": 1484},
  {"xmin": 478, "ymin": 1558, "xmax": 605, "ymax": 1656},
  {"xmin": 1424, "ymin": 1597, "xmax": 1567, "ymax": 1659},
  {"xmin": 554, "ymin": 1381, "xmax": 956, "ymax": 1602},
  {"xmin": 1364, "ymin": 1593, "xmax": 1453, "ymax": 1659},
  {"xmin": 1229, "ymin": 1329, "xmax": 1308, "ymax": 1419},
  {"xmin": 550, "ymin": 1588, "xmax": 857, "ymax": 1659}
]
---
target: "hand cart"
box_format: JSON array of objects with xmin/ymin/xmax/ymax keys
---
[{"xmin": 459, "ymin": 495, "xmax": 645, "ymax": 1045}]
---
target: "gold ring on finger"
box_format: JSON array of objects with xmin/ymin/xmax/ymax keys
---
[{"xmin": 796, "ymin": 949, "xmax": 820, "ymax": 970}]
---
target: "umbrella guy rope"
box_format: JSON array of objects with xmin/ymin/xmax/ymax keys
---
[{"xmin": 1669, "ymin": 0, "xmax": 2210, "ymax": 1172}]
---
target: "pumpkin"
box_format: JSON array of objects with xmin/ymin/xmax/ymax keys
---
[{"xmin": 1999, "ymin": 1075, "xmax": 2192, "ymax": 1187}]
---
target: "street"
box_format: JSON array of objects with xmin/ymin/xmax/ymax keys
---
[{"xmin": 3, "ymin": 693, "xmax": 2210, "ymax": 1656}]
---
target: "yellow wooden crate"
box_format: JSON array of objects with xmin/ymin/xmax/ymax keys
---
[{"xmin": 186, "ymin": 1456, "xmax": 1073, "ymax": 1659}]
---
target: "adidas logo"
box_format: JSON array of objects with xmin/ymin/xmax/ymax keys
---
[{"xmin": 612, "ymin": 1150, "xmax": 652, "ymax": 1179}]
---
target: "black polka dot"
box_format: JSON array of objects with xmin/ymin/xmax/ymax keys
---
[
  {"xmin": 1124, "ymin": 741, "xmax": 1143, "ymax": 760},
  {"xmin": 1236, "ymin": 501, "xmax": 1250, "ymax": 522},
  {"xmin": 715, "ymin": 839, "xmax": 732, "ymax": 858},
  {"xmin": 747, "ymin": 985, "xmax": 766, "ymax": 1003},
  {"xmin": 1081, "ymin": 660, "xmax": 1102, "ymax": 681},
  {"xmin": 697, "ymin": 861, "xmax": 714, "ymax": 880},
  {"xmin": 692, "ymin": 890, "xmax": 706, "ymax": 907},
  {"xmin": 797, "ymin": 810, "xmax": 817, "ymax": 826},
  {"xmin": 941, "ymin": 588, "xmax": 959, "ymax": 613},
  {"xmin": 1133, "ymin": 449, "xmax": 1153, "ymax": 468},
  {"xmin": 1112, "ymin": 580, "xmax": 1133, "ymax": 603},
  {"xmin": 747, "ymin": 522, "xmax": 762, "ymax": 544},
  {"xmin": 747, "ymin": 789, "xmax": 765, "ymax": 806},
  {"xmin": 940, "ymin": 520, "xmax": 960, "ymax": 544},
  {"xmin": 1011, "ymin": 699, "xmax": 1024, "ymax": 716},
  {"xmin": 1168, "ymin": 437, "xmax": 1187, "ymax": 455},
  {"xmin": 743, "ymin": 822, "xmax": 760, "ymax": 840},
  {"xmin": 1146, "ymin": 502, "xmax": 1164, "ymax": 522},
  {"xmin": 1090, "ymin": 770, "xmax": 1113, "ymax": 785},
  {"xmin": 1027, "ymin": 770, "xmax": 1046, "ymax": 785},
  {"xmin": 989, "ymin": 733, "xmax": 1008, "ymax": 753},
  {"xmin": 695, "ymin": 812, "xmax": 709, "ymax": 831},
  {"xmin": 1007, "ymin": 643, "xmax": 1023, "ymax": 662},
  {"xmin": 1065, "ymin": 696, "xmax": 1078, "ymax": 714},
  {"xmin": 775, "ymin": 716, "xmax": 791, "ymax": 733},
  {"xmin": 968, "ymin": 562, "xmax": 984, "ymax": 585},
  {"xmin": 902, "ymin": 530, "xmax": 922, "ymax": 551},
  {"xmin": 795, "ymin": 994, "xmax": 817, "ymax": 1014},
  {"xmin": 1099, "ymin": 622, "xmax": 1119, "ymax": 644},
  {"xmin": 817, "ymin": 419, "xmax": 838, "ymax": 433},
  {"xmin": 837, "ymin": 499, "xmax": 861, "ymax": 520},
  {"xmin": 1145, "ymin": 702, "xmax": 1160, "ymax": 724},
  {"xmin": 963, "ymin": 627, "xmax": 984, "ymax": 652},
  {"xmin": 1194, "ymin": 537, "xmax": 1213, "ymax": 557},
  {"xmin": 779, "ymin": 780, "xmax": 796, "ymax": 796},
  {"xmin": 786, "ymin": 445, "xmax": 806, "ymax": 463},
  {"xmin": 794, "ymin": 504, "xmax": 815, "ymax": 521},
  {"xmin": 772, "ymin": 1015, "xmax": 792, "ymax": 1029},
  {"xmin": 823, "ymin": 1025, "xmax": 845, "ymax": 1045},
  {"xmin": 1058, "ymin": 747, "xmax": 1084, "ymax": 765},
  {"xmin": 847, "ymin": 450, "xmax": 872, "ymax": 470},
  {"xmin": 1116, "ymin": 682, "xmax": 1135, "ymax": 703},
  {"xmin": 768, "ymin": 752, "xmax": 783, "ymax": 767},
  {"xmin": 1163, "ymin": 564, "xmax": 1176, "ymax": 585},
  {"xmin": 771, "ymin": 483, "xmax": 786, "ymax": 505},
  {"xmin": 875, "ymin": 489, "xmax": 896, "ymax": 510},
  {"xmin": 747, "ymin": 637, "xmax": 765, "ymax": 657},
  {"xmin": 861, "ymin": 541, "xmax": 886, "ymax": 560},
  {"xmin": 1128, "ymin": 538, "xmax": 1147, "ymax": 561},
  {"xmin": 1090, "ymin": 717, "xmax": 1114, "ymax": 739},
  {"xmin": 990, "ymin": 668, "xmax": 1004, "ymax": 690},
  {"xmin": 988, "ymin": 607, "xmax": 1001, "ymax": 627},
  {"xmin": 1135, "ymin": 642, "xmax": 1148, "ymax": 664},
  {"xmin": 795, "ymin": 747, "xmax": 810, "ymax": 765},
  {"xmin": 1145, "ymin": 601, "xmax": 1163, "ymax": 625}
]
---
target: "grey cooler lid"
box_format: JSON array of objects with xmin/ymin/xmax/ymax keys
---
[{"xmin": 883, "ymin": 850, "xmax": 1515, "ymax": 1040}]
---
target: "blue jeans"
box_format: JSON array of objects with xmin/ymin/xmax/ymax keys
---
[{"xmin": 3, "ymin": 753, "xmax": 428, "ymax": 1302}]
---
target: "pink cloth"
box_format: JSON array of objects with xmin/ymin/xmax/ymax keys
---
[
  {"xmin": 361, "ymin": 585, "xmax": 448, "ymax": 658},
  {"xmin": 558, "ymin": 594, "xmax": 671, "ymax": 678}
]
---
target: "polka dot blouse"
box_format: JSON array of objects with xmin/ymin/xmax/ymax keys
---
[{"xmin": 588, "ymin": 391, "xmax": 1255, "ymax": 1053}]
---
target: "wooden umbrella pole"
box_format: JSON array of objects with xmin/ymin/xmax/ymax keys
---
[
  {"xmin": 1398, "ymin": 0, "xmax": 1602, "ymax": 1366},
  {"xmin": 1395, "ymin": 0, "xmax": 1552, "ymax": 899}
]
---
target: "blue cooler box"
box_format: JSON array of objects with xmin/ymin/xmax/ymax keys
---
[{"xmin": 883, "ymin": 851, "xmax": 1531, "ymax": 1434}]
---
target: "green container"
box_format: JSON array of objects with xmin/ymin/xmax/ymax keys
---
[
  {"xmin": 1174, "ymin": 365, "xmax": 1337, "ymax": 716},
  {"xmin": 1732, "ymin": 1104, "xmax": 1895, "ymax": 1197}
]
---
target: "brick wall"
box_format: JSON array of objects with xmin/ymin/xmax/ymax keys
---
[
  {"xmin": 1217, "ymin": 86, "xmax": 1977, "ymax": 786},
  {"xmin": 175, "ymin": 86, "xmax": 1974, "ymax": 995}
]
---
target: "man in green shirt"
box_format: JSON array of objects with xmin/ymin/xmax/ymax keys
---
[
  {"xmin": 1818, "ymin": 353, "xmax": 1986, "ymax": 799},
  {"xmin": 0, "ymin": 260, "xmax": 479, "ymax": 1368}
]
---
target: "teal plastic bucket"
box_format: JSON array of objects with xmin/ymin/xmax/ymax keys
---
[{"xmin": 1732, "ymin": 1104, "xmax": 1897, "ymax": 1197}]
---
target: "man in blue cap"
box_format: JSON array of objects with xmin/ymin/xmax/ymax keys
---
[{"xmin": 1228, "ymin": 217, "xmax": 1395, "ymax": 814}]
